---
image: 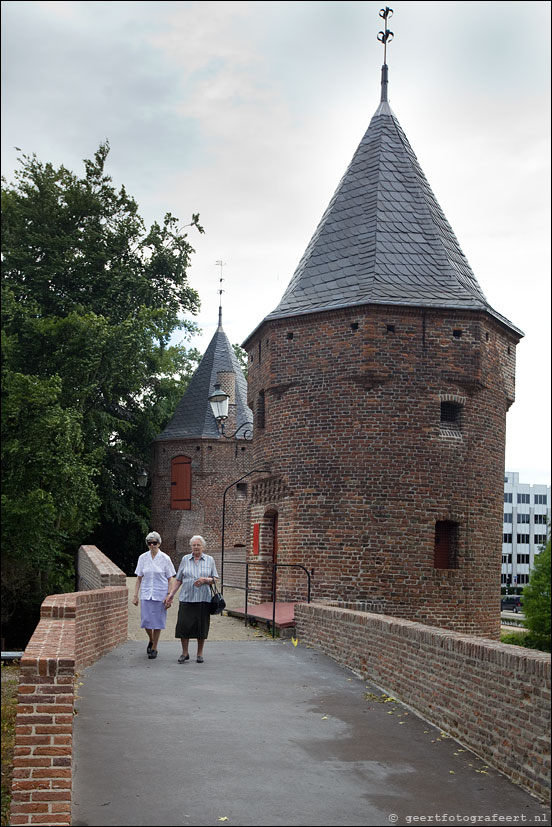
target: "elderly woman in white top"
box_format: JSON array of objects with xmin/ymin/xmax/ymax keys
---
[
  {"xmin": 133, "ymin": 531, "xmax": 176, "ymax": 660},
  {"xmin": 164, "ymin": 535, "xmax": 218, "ymax": 663}
]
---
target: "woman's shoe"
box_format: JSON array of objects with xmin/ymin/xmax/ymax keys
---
[
  {"xmin": 196, "ymin": 656, "xmax": 204, "ymax": 663},
  {"xmin": 178, "ymin": 654, "xmax": 189, "ymax": 664},
  {"xmin": 147, "ymin": 640, "xmax": 153, "ymax": 654},
  {"xmin": 148, "ymin": 650, "xmax": 158, "ymax": 659}
]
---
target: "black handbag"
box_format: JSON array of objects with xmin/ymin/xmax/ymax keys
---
[{"xmin": 209, "ymin": 582, "xmax": 226, "ymax": 615}]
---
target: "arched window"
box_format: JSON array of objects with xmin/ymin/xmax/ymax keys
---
[{"xmin": 171, "ymin": 456, "xmax": 191, "ymax": 510}]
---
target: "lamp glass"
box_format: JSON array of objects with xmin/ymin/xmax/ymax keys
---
[{"xmin": 208, "ymin": 385, "xmax": 229, "ymax": 421}]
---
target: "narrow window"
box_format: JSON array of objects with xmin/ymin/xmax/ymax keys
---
[
  {"xmin": 453, "ymin": 329, "xmax": 462, "ymax": 339},
  {"xmin": 386, "ymin": 324, "xmax": 395, "ymax": 333},
  {"xmin": 257, "ymin": 390, "xmax": 265, "ymax": 430},
  {"xmin": 434, "ymin": 521, "xmax": 459, "ymax": 569},
  {"xmin": 171, "ymin": 456, "xmax": 191, "ymax": 510},
  {"xmin": 236, "ymin": 483, "xmax": 248, "ymax": 498},
  {"xmin": 440, "ymin": 401, "xmax": 462, "ymax": 425},
  {"xmin": 286, "ymin": 331, "xmax": 294, "ymax": 340}
]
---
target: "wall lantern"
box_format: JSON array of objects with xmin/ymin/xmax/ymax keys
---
[
  {"xmin": 137, "ymin": 469, "xmax": 148, "ymax": 488},
  {"xmin": 208, "ymin": 382, "xmax": 230, "ymax": 422},
  {"xmin": 208, "ymin": 382, "xmax": 253, "ymax": 440}
]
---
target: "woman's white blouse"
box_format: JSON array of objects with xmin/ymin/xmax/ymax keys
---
[{"xmin": 135, "ymin": 551, "xmax": 176, "ymax": 600}]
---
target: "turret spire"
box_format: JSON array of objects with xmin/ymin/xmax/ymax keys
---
[{"xmin": 377, "ymin": 7, "xmax": 394, "ymax": 103}]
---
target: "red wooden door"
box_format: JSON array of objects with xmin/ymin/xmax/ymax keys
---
[{"xmin": 171, "ymin": 456, "xmax": 191, "ymax": 510}]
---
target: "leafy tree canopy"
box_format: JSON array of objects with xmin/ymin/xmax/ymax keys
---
[{"xmin": 1, "ymin": 143, "xmax": 203, "ymax": 641}]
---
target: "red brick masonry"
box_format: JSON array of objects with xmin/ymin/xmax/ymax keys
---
[
  {"xmin": 10, "ymin": 546, "xmax": 128, "ymax": 826},
  {"xmin": 295, "ymin": 602, "xmax": 551, "ymax": 803}
]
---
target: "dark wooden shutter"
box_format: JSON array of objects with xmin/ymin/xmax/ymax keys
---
[{"xmin": 171, "ymin": 456, "xmax": 191, "ymax": 510}]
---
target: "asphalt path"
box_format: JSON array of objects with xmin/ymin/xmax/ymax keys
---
[{"xmin": 71, "ymin": 631, "xmax": 550, "ymax": 827}]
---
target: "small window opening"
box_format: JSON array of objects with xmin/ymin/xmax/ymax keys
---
[
  {"xmin": 236, "ymin": 483, "xmax": 248, "ymax": 497},
  {"xmin": 507, "ymin": 346, "xmax": 511, "ymax": 355},
  {"xmin": 485, "ymin": 332, "xmax": 489, "ymax": 341},
  {"xmin": 257, "ymin": 390, "xmax": 266, "ymax": 430},
  {"xmin": 350, "ymin": 322, "xmax": 359, "ymax": 332},
  {"xmin": 441, "ymin": 401, "xmax": 462, "ymax": 425},
  {"xmin": 386, "ymin": 324, "xmax": 395, "ymax": 333},
  {"xmin": 453, "ymin": 329, "xmax": 462, "ymax": 339},
  {"xmin": 434, "ymin": 520, "xmax": 459, "ymax": 569},
  {"xmin": 286, "ymin": 331, "xmax": 294, "ymax": 340},
  {"xmin": 258, "ymin": 340, "xmax": 262, "ymax": 362}
]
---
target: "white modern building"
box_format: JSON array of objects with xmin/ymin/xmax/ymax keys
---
[{"xmin": 502, "ymin": 472, "xmax": 551, "ymax": 587}]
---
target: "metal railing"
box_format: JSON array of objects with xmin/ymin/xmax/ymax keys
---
[{"xmin": 223, "ymin": 561, "xmax": 312, "ymax": 638}]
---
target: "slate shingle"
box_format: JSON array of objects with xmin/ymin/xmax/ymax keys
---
[
  {"xmin": 156, "ymin": 323, "xmax": 252, "ymax": 441},
  {"xmin": 246, "ymin": 92, "xmax": 520, "ymax": 339}
]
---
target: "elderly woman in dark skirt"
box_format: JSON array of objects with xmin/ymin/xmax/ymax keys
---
[
  {"xmin": 133, "ymin": 531, "xmax": 176, "ymax": 660},
  {"xmin": 164, "ymin": 535, "xmax": 219, "ymax": 663}
]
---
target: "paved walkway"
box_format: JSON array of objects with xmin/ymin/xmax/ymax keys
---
[
  {"xmin": 126, "ymin": 578, "xmax": 261, "ymax": 643},
  {"xmin": 71, "ymin": 593, "xmax": 551, "ymax": 827}
]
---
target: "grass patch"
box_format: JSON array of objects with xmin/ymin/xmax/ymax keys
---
[
  {"xmin": 500, "ymin": 629, "xmax": 551, "ymax": 652},
  {"xmin": 1, "ymin": 663, "xmax": 20, "ymax": 826}
]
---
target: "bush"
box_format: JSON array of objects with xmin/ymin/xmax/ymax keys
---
[{"xmin": 500, "ymin": 629, "xmax": 550, "ymax": 652}]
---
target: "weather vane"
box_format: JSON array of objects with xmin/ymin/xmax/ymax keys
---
[
  {"xmin": 377, "ymin": 7, "xmax": 394, "ymax": 65},
  {"xmin": 215, "ymin": 260, "xmax": 226, "ymax": 325}
]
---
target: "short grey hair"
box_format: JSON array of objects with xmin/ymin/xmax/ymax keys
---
[
  {"xmin": 146, "ymin": 531, "xmax": 162, "ymax": 546},
  {"xmin": 189, "ymin": 535, "xmax": 206, "ymax": 548}
]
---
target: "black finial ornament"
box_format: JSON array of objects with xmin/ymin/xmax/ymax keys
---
[
  {"xmin": 215, "ymin": 260, "xmax": 226, "ymax": 326},
  {"xmin": 377, "ymin": 7, "xmax": 394, "ymax": 64},
  {"xmin": 377, "ymin": 7, "xmax": 394, "ymax": 103}
]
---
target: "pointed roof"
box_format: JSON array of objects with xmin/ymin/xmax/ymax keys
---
[
  {"xmin": 244, "ymin": 66, "xmax": 522, "ymax": 343},
  {"xmin": 156, "ymin": 320, "xmax": 252, "ymax": 441}
]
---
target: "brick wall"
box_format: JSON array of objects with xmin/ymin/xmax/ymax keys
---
[
  {"xmin": 77, "ymin": 544, "xmax": 127, "ymax": 591},
  {"xmin": 10, "ymin": 548, "xmax": 128, "ymax": 826},
  {"xmin": 245, "ymin": 305, "xmax": 521, "ymax": 636},
  {"xmin": 151, "ymin": 437, "xmax": 253, "ymax": 585},
  {"xmin": 295, "ymin": 602, "xmax": 551, "ymax": 802}
]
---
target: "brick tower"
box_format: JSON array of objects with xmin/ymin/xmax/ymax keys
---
[
  {"xmin": 151, "ymin": 312, "xmax": 254, "ymax": 578},
  {"xmin": 242, "ymin": 61, "xmax": 522, "ymax": 637}
]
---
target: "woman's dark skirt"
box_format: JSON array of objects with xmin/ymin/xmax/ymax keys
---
[{"xmin": 175, "ymin": 602, "xmax": 211, "ymax": 640}]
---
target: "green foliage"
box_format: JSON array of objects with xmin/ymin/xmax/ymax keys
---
[
  {"xmin": 232, "ymin": 343, "xmax": 248, "ymax": 378},
  {"xmin": 1, "ymin": 142, "xmax": 203, "ymax": 637},
  {"xmin": 500, "ymin": 629, "xmax": 550, "ymax": 653},
  {"xmin": 522, "ymin": 538, "xmax": 551, "ymax": 647}
]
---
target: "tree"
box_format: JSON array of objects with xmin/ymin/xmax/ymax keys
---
[
  {"xmin": 232, "ymin": 343, "xmax": 248, "ymax": 377},
  {"xmin": 1, "ymin": 142, "xmax": 203, "ymax": 643},
  {"xmin": 522, "ymin": 538, "xmax": 551, "ymax": 649}
]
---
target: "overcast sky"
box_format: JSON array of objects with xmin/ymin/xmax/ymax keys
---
[{"xmin": 2, "ymin": 1, "xmax": 550, "ymax": 485}]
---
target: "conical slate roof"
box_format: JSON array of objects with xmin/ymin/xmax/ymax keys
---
[
  {"xmin": 156, "ymin": 320, "xmax": 252, "ymax": 441},
  {"xmin": 245, "ymin": 67, "xmax": 521, "ymax": 341}
]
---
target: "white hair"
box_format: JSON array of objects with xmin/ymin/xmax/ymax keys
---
[
  {"xmin": 146, "ymin": 531, "xmax": 162, "ymax": 546},
  {"xmin": 189, "ymin": 535, "xmax": 206, "ymax": 548}
]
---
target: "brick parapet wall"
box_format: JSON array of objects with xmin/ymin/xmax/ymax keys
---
[
  {"xmin": 295, "ymin": 602, "xmax": 551, "ymax": 803},
  {"xmin": 77, "ymin": 544, "xmax": 127, "ymax": 591},
  {"xmin": 10, "ymin": 548, "xmax": 128, "ymax": 826}
]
